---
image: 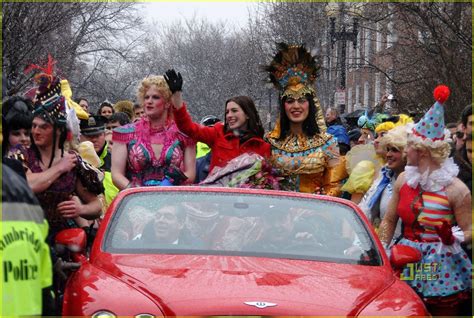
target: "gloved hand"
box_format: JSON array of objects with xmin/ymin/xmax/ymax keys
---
[
  {"xmin": 435, "ymin": 220, "xmax": 455, "ymax": 245},
  {"xmin": 164, "ymin": 69, "xmax": 183, "ymax": 93}
]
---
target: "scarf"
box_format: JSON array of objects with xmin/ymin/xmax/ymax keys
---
[{"xmin": 367, "ymin": 166, "xmax": 393, "ymax": 210}]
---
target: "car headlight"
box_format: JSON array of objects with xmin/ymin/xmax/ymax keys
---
[
  {"xmin": 92, "ymin": 310, "xmax": 116, "ymax": 318},
  {"xmin": 135, "ymin": 314, "xmax": 155, "ymax": 318}
]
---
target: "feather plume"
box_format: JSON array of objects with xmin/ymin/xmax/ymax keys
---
[
  {"xmin": 24, "ymin": 54, "xmax": 57, "ymax": 88},
  {"xmin": 24, "ymin": 54, "xmax": 56, "ymax": 76},
  {"xmin": 264, "ymin": 43, "xmax": 321, "ymax": 92}
]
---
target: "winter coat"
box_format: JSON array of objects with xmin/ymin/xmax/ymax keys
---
[{"xmin": 174, "ymin": 105, "xmax": 271, "ymax": 174}]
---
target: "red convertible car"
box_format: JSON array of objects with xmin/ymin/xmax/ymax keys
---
[{"xmin": 58, "ymin": 187, "xmax": 428, "ymax": 316}]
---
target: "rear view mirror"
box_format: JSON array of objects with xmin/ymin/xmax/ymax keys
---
[{"xmin": 390, "ymin": 245, "xmax": 422, "ymax": 269}]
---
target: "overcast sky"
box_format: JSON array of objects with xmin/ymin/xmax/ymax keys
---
[{"xmin": 142, "ymin": 1, "xmax": 258, "ymax": 28}]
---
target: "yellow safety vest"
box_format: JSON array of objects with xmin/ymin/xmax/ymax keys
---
[
  {"xmin": 196, "ymin": 142, "xmax": 211, "ymax": 159},
  {"xmin": 1, "ymin": 166, "xmax": 52, "ymax": 315}
]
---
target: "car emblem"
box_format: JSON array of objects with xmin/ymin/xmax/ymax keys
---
[{"xmin": 244, "ymin": 301, "xmax": 277, "ymax": 309}]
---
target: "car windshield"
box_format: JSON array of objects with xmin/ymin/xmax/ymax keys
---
[{"xmin": 103, "ymin": 192, "xmax": 381, "ymax": 265}]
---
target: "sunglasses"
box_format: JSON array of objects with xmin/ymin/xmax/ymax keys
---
[
  {"xmin": 386, "ymin": 147, "xmax": 400, "ymax": 153},
  {"xmin": 455, "ymin": 131, "xmax": 465, "ymax": 139}
]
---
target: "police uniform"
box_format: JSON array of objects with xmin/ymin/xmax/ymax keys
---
[
  {"xmin": 80, "ymin": 115, "xmax": 118, "ymax": 206},
  {"xmin": 1, "ymin": 165, "xmax": 52, "ymax": 315}
]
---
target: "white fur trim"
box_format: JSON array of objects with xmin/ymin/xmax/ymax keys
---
[{"xmin": 404, "ymin": 157, "xmax": 459, "ymax": 191}]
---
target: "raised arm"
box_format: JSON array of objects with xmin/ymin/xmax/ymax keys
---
[{"xmin": 166, "ymin": 69, "xmax": 218, "ymax": 146}]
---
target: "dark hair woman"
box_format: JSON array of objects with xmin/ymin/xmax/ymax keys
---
[
  {"xmin": 278, "ymin": 94, "xmax": 320, "ymax": 140},
  {"xmin": 2, "ymin": 96, "xmax": 34, "ymax": 155},
  {"xmin": 97, "ymin": 101, "xmax": 115, "ymax": 119},
  {"xmin": 166, "ymin": 70, "xmax": 270, "ymax": 178}
]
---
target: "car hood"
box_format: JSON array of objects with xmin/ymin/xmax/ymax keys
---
[{"xmin": 94, "ymin": 253, "xmax": 394, "ymax": 316}]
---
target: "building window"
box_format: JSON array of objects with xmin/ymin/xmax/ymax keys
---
[
  {"xmin": 376, "ymin": 22, "xmax": 382, "ymax": 52},
  {"xmin": 364, "ymin": 81, "xmax": 370, "ymax": 108},
  {"xmin": 349, "ymin": 41, "xmax": 354, "ymax": 62},
  {"xmin": 374, "ymin": 73, "xmax": 381, "ymax": 103},
  {"xmin": 355, "ymin": 85, "xmax": 360, "ymax": 109},
  {"xmin": 386, "ymin": 4, "xmax": 396, "ymax": 49},
  {"xmin": 348, "ymin": 87, "xmax": 353, "ymax": 113},
  {"xmin": 364, "ymin": 29, "xmax": 371, "ymax": 64},
  {"xmin": 386, "ymin": 69, "xmax": 394, "ymax": 95},
  {"xmin": 356, "ymin": 30, "xmax": 361, "ymax": 65},
  {"xmin": 328, "ymin": 55, "xmax": 332, "ymax": 81}
]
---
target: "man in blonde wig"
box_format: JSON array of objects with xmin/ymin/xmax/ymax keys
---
[{"xmin": 379, "ymin": 86, "xmax": 472, "ymax": 315}]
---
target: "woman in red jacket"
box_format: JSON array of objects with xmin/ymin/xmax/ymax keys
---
[{"xmin": 165, "ymin": 70, "xmax": 271, "ymax": 176}]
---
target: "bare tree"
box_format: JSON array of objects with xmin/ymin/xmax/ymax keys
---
[
  {"xmin": 351, "ymin": 2, "xmax": 471, "ymax": 120},
  {"xmin": 137, "ymin": 16, "xmax": 271, "ymax": 122},
  {"xmin": 2, "ymin": 1, "xmax": 144, "ymax": 107}
]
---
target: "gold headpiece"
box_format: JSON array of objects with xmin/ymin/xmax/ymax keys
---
[{"xmin": 265, "ymin": 43, "xmax": 321, "ymax": 99}]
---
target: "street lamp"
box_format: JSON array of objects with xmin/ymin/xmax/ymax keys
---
[{"xmin": 325, "ymin": 2, "xmax": 360, "ymax": 114}]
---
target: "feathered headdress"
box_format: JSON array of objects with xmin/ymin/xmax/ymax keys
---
[
  {"xmin": 264, "ymin": 43, "xmax": 321, "ymax": 99},
  {"xmin": 25, "ymin": 55, "xmax": 88, "ymax": 127},
  {"xmin": 25, "ymin": 54, "xmax": 67, "ymax": 126}
]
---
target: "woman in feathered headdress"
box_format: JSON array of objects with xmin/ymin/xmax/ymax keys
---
[{"xmin": 264, "ymin": 43, "xmax": 347, "ymax": 195}]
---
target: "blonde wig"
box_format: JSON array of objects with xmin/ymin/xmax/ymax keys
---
[
  {"xmin": 136, "ymin": 75, "xmax": 172, "ymax": 105},
  {"xmin": 380, "ymin": 125, "xmax": 409, "ymax": 154},
  {"xmin": 409, "ymin": 141, "xmax": 451, "ymax": 165}
]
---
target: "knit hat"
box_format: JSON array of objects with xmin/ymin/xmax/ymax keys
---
[{"xmin": 408, "ymin": 85, "xmax": 451, "ymax": 147}]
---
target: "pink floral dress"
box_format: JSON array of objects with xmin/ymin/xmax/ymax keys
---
[{"xmin": 112, "ymin": 118, "xmax": 194, "ymax": 187}]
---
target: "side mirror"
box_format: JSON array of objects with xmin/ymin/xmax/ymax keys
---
[
  {"xmin": 390, "ymin": 245, "xmax": 422, "ymax": 269},
  {"xmin": 55, "ymin": 228, "xmax": 87, "ymax": 254}
]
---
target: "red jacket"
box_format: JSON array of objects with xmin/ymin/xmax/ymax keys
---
[{"xmin": 174, "ymin": 105, "xmax": 271, "ymax": 173}]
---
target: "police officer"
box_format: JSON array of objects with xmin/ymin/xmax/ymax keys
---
[
  {"xmin": 80, "ymin": 115, "xmax": 118, "ymax": 206},
  {"xmin": 1, "ymin": 164, "xmax": 53, "ymax": 315},
  {"xmin": 195, "ymin": 115, "xmax": 221, "ymax": 183}
]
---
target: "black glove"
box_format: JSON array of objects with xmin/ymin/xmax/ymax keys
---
[{"xmin": 164, "ymin": 69, "xmax": 183, "ymax": 93}]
